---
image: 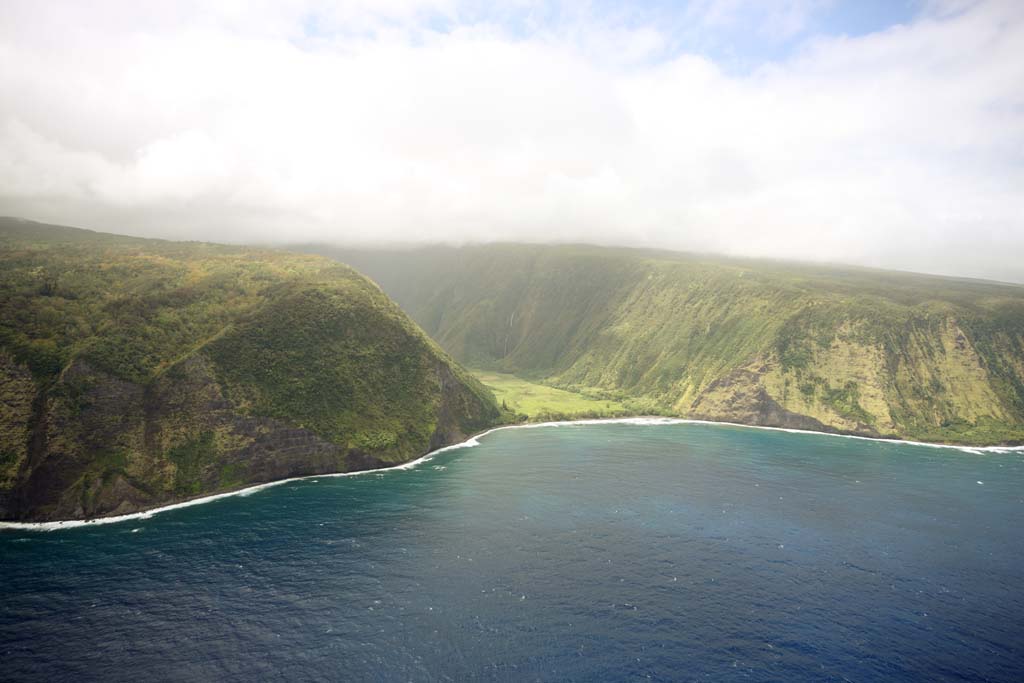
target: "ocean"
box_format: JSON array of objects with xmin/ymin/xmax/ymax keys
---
[{"xmin": 2, "ymin": 421, "xmax": 1023, "ymax": 681}]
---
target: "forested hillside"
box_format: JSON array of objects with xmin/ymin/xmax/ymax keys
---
[
  {"xmin": 318, "ymin": 244, "xmax": 1024, "ymax": 445},
  {"xmin": 0, "ymin": 219, "xmax": 499, "ymax": 521}
]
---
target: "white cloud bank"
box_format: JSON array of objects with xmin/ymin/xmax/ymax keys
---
[{"xmin": 1, "ymin": 0, "xmax": 1022, "ymax": 281}]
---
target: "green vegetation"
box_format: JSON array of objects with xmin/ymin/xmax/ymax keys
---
[
  {"xmin": 0, "ymin": 218, "xmax": 500, "ymax": 521},
  {"xmin": 473, "ymin": 370, "xmax": 634, "ymax": 421},
  {"xmin": 316, "ymin": 243, "xmax": 1024, "ymax": 445},
  {"xmin": 4, "ymin": 219, "xmax": 1022, "ymax": 519}
]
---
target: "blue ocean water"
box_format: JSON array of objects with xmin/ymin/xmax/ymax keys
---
[{"xmin": 2, "ymin": 422, "xmax": 1024, "ymax": 681}]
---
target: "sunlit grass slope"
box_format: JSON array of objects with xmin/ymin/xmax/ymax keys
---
[
  {"xmin": 473, "ymin": 370, "xmax": 632, "ymax": 421},
  {"xmin": 317, "ymin": 244, "xmax": 1024, "ymax": 445},
  {"xmin": 0, "ymin": 218, "xmax": 500, "ymax": 521}
]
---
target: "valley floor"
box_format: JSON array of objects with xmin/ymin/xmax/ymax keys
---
[{"xmin": 472, "ymin": 370, "xmax": 635, "ymax": 420}]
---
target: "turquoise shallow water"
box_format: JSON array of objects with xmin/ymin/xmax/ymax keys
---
[{"xmin": 2, "ymin": 422, "xmax": 1024, "ymax": 681}]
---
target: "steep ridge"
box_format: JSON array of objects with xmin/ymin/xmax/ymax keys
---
[
  {"xmin": 0, "ymin": 219, "xmax": 499, "ymax": 521},
  {"xmin": 316, "ymin": 244, "xmax": 1024, "ymax": 445}
]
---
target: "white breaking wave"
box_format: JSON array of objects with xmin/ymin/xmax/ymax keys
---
[{"xmin": 1, "ymin": 416, "xmax": 1021, "ymax": 532}]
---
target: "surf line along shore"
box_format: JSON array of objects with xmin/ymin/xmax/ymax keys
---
[{"xmin": 3, "ymin": 416, "xmax": 1022, "ymax": 532}]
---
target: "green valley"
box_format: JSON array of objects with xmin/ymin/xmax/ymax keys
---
[
  {"xmin": 316, "ymin": 244, "xmax": 1024, "ymax": 446},
  {"xmin": 4, "ymin": 220, "xmax": 1024, "ymax": 523}
]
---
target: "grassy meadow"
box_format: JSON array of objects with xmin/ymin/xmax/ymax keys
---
[{"xmin": 473, "ymin": 370, "xmax": 635, "ymax": 421}]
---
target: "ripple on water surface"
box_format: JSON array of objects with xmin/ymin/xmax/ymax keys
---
[{"xmin": 2, "ymin": 422, "xmax": 1024, "ymax": 681}]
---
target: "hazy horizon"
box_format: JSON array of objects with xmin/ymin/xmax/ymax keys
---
[
  {"xmin": 9, "ymin": 213, "xmax": 1024, "ymax": 287},
  {"xmin": 2, "ymin": 1, "xmax": 1022, "ymax": 282}
]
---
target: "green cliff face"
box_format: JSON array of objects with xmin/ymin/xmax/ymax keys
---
[
  {"xmin": 0, "ymin": 219, "xmax": 499, "ymax": 521},
  {"xmin": 320, "ymin": 244, "xmax": 1024, "ymax": 446}
]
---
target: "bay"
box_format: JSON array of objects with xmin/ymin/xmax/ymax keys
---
[{"xmin": 3, "ymin": 422, "xmax": 1023, "ymax": 681}]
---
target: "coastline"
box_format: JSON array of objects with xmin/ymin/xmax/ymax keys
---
[{"xmin": 3, "ymin": 416, "xmax": 1023, "ymax": 532}]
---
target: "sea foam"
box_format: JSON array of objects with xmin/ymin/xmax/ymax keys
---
[{"xmin": 1, "ymin": 416, "xmax": 1020, "ymax": 531}]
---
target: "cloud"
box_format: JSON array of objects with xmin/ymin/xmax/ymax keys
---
[{"xmin": 0, "ymin": 0, "xmax": 1022, "ymax": 282}]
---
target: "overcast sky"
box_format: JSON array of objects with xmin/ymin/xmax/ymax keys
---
[{"xmin": 1, "ymin": 0, "xmax": 1022, "ymax": 281}]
